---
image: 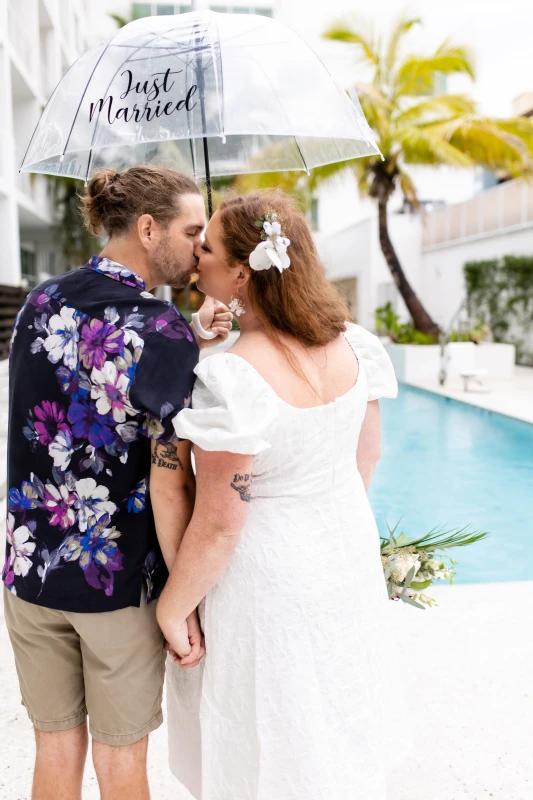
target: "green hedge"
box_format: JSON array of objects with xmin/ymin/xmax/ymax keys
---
[{"xmin": 464, "ymin": 255, "xmax": 533, "ymax": 365}]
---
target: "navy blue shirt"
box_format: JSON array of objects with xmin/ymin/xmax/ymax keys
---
[{"xmin": 2, "ymin": 257, "xmax": 199, "ymax": 612}]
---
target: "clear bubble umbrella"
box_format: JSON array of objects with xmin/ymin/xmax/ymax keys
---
[{"xmin": 20, "ymin": 10, "xmax": 380, "ymax": 214}]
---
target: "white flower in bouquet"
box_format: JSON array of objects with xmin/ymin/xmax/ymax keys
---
[
  {"xmin": 390, "ymin": 553, "xmax": 421, "ymax": 585},
  {"xmin": 380, "ymin": 523, "xmax": 489, "ymax": 609}
]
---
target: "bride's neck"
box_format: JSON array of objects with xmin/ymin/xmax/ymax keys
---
[{"xmin": 236, "ymin": 307, "xmax": 263, "ymax": 335}]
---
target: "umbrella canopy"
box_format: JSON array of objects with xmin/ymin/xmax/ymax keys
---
[{"xmin": 21, "ymin": 11, "xmax": 380, "ymax": 183}]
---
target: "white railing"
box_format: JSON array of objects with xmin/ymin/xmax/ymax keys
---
[
  {"xmin": 422, "ymin": 179, "xmax": 533, "ymax": 249},
  {"xmin": 0, "ymin": 133, "xmax": 7, "ymax": 182},
  {"xmin": 8, "ymin": 0, "xmax": 38, "ymax": 81}
]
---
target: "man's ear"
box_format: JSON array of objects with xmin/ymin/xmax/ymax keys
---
[{"xmin": 137, "ymin": 214, "xmax": 160, "ymax": 248}]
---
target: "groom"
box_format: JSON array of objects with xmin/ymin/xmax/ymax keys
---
[{"xmin": 2, "ymin": 165, "xmax": 231, "ymax": 800}]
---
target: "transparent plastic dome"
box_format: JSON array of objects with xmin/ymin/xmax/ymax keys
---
[{"xmin": 21, "ymin": 11, "xmax": 380, "ymax": 181}]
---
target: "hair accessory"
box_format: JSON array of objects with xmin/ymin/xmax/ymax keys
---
[
  {"xmin": 229, "ymin": 290, "xmax": 246, "ymax": 317},
  {"xmin": 249, "ymin": 211, "xmax": 291, "ymax": 273}
]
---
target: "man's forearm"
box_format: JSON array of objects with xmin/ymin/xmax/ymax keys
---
[{"xmin": 151, "ymin": 482, "xmax": 196, "ymax": 571}]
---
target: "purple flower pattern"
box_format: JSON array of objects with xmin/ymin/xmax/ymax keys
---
[{"xmin": 4, "ymin": 256, "xmax": 198, "ymax": 607}]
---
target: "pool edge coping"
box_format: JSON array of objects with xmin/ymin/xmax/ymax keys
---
[{"xmin": 399, "ymin": 380, "xmax": 533, "ymax": 428}]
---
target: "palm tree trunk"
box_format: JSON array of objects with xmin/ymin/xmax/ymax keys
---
[{"xmin": 378, "ymin": 198, "xmax": 440, "ymax": 337}]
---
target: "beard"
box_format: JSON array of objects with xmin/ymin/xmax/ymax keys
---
[{"xmin": 153, "ymin": 233, "xmax": 196, "ymax": 289}]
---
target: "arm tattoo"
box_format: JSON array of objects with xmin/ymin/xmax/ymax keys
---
[
  {"xmin": 230, "ymin": 473, "xmax": 251, "ymax": 503},
  {"xmin": 151, "ymin": 441, "xmax": 184, "ymax": 471}
]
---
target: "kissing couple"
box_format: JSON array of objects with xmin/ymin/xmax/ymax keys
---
[{"xmin": 4, "ymin": 164, "xmax": 398, "ymax": 800}]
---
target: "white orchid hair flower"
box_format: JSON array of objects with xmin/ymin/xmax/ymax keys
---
[{"xmin": 249, "ymin": 212, "xmax": 291, "ymax": 274}]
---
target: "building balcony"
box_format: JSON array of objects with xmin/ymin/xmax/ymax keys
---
[
  {"xmin": 8, "ymin": 0, "xmax": 39, "ymax": 85},
  {"xmin": 422, "ymin": 179, "xmax": 533, "ymax": 250}
]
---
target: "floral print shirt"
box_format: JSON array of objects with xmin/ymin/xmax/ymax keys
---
[{"xmin": 3, "ymin": 257, "xmax": 199, "ymax": 613}]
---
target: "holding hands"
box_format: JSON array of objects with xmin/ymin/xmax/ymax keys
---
[{"xmin": 164, "ymin": 609, "xmax": 205, "ymax": 669}]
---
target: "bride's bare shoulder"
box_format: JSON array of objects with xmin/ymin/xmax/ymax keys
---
[{"xmin": 227, "ymin": 333, "xmax": 278, "ymax": 370}]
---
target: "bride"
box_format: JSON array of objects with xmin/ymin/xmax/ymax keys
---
[{"xmin": 155, "ymin": 191, "xmax": 399, "ymax": 800}]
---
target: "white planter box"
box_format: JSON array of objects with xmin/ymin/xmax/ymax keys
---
[
  {"xmin": 384, "ymin": 341, "xmax": 516, "ymax": 383},
  {"xmin": 384, "ymin": 343, "xmax": 440, "ymax": 384},
  {"xmin": 470, "ymin": 343, "xmax": 516, "ymax": 379}
]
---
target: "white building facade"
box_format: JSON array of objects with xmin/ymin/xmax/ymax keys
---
[{"xmin": 0, "ymin": 0, "xmax": 87, "ymax": 288}]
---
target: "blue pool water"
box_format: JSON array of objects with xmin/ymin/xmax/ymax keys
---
[{"xmin": 368, "ymin": 384, "xmax": 533, "ymax": 584}]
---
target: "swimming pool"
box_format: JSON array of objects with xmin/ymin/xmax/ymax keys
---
[{"xmin": 369, "ymin": 384, "xmax": 533, "ymax": 584}]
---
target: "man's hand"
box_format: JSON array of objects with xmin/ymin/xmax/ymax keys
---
[
  {"xmin": 165, "ymin": 609, "xmax": 206, "ymax": 669},
  {"xmin": 196, "ymin": 296, "xmax": 233, "ymax": 349}
]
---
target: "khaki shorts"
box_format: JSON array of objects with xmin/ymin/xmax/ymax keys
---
[{"xmin": 4, "ymin": 588, "xmax": 166, "ymax": 746}]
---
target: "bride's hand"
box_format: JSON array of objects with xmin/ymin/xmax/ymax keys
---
[
  {"xmin": 196, "ymin": 296, "xmax": 233, "ymax": 348},
  {"xmin": 166, "ymin": 609, "xmax": 206, "ymax": 669},
  {"xmin": 164, "ymin": 618, "xmax": 192, "ymax": 659}
]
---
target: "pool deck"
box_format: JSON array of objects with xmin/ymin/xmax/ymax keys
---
[
  {"xmin": 1, "ymin": 546, "xmax": 531, "ymax": 799},
  {"xmin": 0, "ymin": 353, "xmax": 531, "ymax": 798},
  {"xmin": 402, "ymin": 365, "xmax": 533, "ymax": 424}
]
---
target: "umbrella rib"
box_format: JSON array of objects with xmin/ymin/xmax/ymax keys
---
[
  {"xmin": 61, "ymin": 40, "xmax": 116, "ymax": 160},
  {"xmin": 73, "ymin": 21, "xmax": 195, "ymax": 167},
  {"xmin": 85, "ymin": 29, "xmax": 165, "ymax": 160},
  {"xmin": 211, "ymin": 11, "xmax": 226, "ymax": 140},
  {"xmin": 294, "ymin": 138, "xmax": 309, "ymax": 174}
]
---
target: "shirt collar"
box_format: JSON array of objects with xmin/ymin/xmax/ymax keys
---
[{"xmin": 83, "ymin": 256, "xmax": 147, "ymax": 292}]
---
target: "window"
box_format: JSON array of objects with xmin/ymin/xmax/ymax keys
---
[
  {"xmin": 38, "ymin": 252, "xmax": 57, "ymax": 276},
  {"xmin": 310, "ymin": 197, "xmax": 319, "ymax": 230},
  {"xmin": 133, "ymin": 3, "xmax": 273, "ymax": 16},
  {"xmin": 132, "ymin": 3, "xmax": 151, "ymax": 18},
  {"xmin": 209, "ymin": 5, "xmax": 273, "ymax": 15},
  {"xmin": 20, "ymin": 249, "xmax": 38, "ymax": 288}
]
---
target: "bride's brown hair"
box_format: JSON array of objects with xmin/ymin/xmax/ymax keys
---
[{"xmin": 218, "ymin": 191, "xmax": 350, "ymax": 347}]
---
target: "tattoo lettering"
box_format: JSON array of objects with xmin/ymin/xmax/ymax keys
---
[
  {"xmin": 151, "ymin": 442, "xmax": 184, "ymax": 471},
  {"xmin": 230, "ymin": 473, "xmax": 251, "ymax": 503}
]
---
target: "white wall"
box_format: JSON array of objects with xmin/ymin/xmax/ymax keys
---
[
  {"xmin": 318, "ymin": 210, "xmax": 424, "ymax": 330},
  {"xmin": 420, "ymin": 225, "xmax": 533, "ymax": 328},
  {"xmin": 0, "ymin": 0, "xmax": 87, "ymax": 287}
]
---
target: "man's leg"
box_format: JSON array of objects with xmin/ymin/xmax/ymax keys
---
[
  {"xmin": 92, "ymin": 735, "xmax": 150, "ymax": 800},
  {"xmin": 4, "ymin": 590, "xmax": 88, "ymax": 799},
  {"xmin": 72, "ymin": 594, "xmax": 165, "ymax": 800},
  {"xmin": 32, "ymin": 722, "xmax": 88, "ymax": 800}
]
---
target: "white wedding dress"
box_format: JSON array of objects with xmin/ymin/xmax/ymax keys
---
[{"xmin": 168, "ymin": 323, "xmax": 401, "ymax": 800}]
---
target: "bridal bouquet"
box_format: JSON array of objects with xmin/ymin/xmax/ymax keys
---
[{"xmin": 380, "ymin": 523, "xmax": 489, "ymax": 609}]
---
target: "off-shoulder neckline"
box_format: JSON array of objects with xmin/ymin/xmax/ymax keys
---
[{"xmin": 206, "ymin": 331, "xmax": 366, "ymax": 411}]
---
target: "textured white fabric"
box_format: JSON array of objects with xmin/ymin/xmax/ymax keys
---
[
  {"xmin": 344, "ymin": 323, "xmax": 398, "ymax": 402},
  {"xmin": 173, "ymin": 353, "xmax": 276, "ymax": 455},
  {"xmin": 168, "ymin": 324, "xmax": 403, "ymax": 800}
]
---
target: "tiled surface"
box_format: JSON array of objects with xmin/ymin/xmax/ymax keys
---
[
  {"xmin": 2, "ymin": 553, "xmax": 531, "ymax": 799},
  {"xmin": 404, "ymin": 365, "xmax": 533, "ymax": 424},
  {"xmin": 1, "ymin": 351, "xmax": 532, "ymax": 798}
]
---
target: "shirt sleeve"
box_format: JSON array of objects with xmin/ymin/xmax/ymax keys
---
[{"xmin": 130, "ymin": 326, "xmax": 199, "ymax": 441}]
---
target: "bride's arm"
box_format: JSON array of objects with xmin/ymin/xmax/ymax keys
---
[
  {"xmin": 356, "ymin": 400, "xmax": 381, "ymax": 490},
  {"xmin": 156, "ymin": 447, "xmax": 253, "ymax": 656}
]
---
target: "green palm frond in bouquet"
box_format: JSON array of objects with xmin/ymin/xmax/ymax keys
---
[{"xmin": 380, "ymin": 522, "xmax": 489, "ymax": 609}]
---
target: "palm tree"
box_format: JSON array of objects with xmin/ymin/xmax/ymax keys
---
[{"xmin": 315, "ymin": 16, "xmax": 533, "ymax": 336}]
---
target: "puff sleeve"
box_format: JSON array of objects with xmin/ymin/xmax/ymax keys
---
[
  {"xmin": 173, "ymin": 354, "xmax": 277, "ymax": 454},
  {"xmin": 344, "ymin": 322, "xmax": 398, "ymax": 401}
]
